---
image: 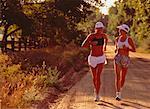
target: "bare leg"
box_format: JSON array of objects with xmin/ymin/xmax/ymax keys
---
[
  {"xmin": 90, "ymin": 66, "xmax": 97, "ymax": 94},
  {"xmin": 121, "ymin": 67, "xmax": 128, "ymax": 88},
  {"xmin": 114, "ymin": 63, "xmax": 121, "ymax": 92},
  {"xmin": 96, "ymin": 63, "xmax": 104, "ymax": 95}
]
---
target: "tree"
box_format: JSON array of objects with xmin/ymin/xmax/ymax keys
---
[
  {"xmin": 107, "ymin": 0, "xmax": 150, "ymax": 51},
  {"xmin": 0, "ymin": 0, "xmax": 103, "ymax": 50},
  {"xmin": 0, "ymin": 0, "xmax": 33, "ymax": 51}
]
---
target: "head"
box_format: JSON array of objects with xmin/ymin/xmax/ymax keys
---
[
  {"xmin": 120, "ymin": 29, "xmax": 127, "ymax": 36},
  {"xmin": 95, "ymin": 22, "xmax": 104, "ymax": 33},
  {"xmin": 117, "ymin": 24, "xmax": 129, "ymax": 36}
]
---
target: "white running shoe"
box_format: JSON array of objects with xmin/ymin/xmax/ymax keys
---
[
  {"xmin": 115, "ymin": 92, "xmax": 121, "ymax": 101},
  {"xmin": 95, "ymin": 94, "xmax": 100, "ymax": 102}
]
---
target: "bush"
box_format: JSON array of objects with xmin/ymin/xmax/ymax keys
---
[
  {"xmin": 137, "ymin": 38, "xmax": 150, "ymax": 53},
  {"xmin": 0, "ymin": 54, "xmax": 61, "ymax": 108},
  {"xmin": 45, "ymin": 67, "xmax": 61, "ymax": 86},
  {"xmin": 22, "ymin": 86, "xmax": 44, "ymax": 102},
  {"xmin": 0, "ymin": 42, "xmax": 87, "ymax": 108}
]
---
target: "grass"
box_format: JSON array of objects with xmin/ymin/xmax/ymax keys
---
[
  {"xmin": 137, "ymin": 39, "xmax": 150, "ymax": 53},
  {"xmin": 137, "ymin": 47, "xmax": 150, "ymax": 53},
  {"xmin": 0, "ymin": 42, "xmax": 88, "ymax": 109}
]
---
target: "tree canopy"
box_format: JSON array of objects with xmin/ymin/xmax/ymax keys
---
[
  {"xmin": 0, "ymin": 0, "xmax": 102, "ymax": 46},
  {"xmin": 107, "ymin": 0, "xmax": 150, "ymax": 51}
]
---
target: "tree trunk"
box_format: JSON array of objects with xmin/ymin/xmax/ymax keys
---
[{"xmin": 2, "ymin": 24, "xmax": 10, "ymax": 53}]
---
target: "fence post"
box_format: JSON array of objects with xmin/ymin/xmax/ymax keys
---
[
  {"xmin": 19, "ymin": 38, "xmax": 21, "ymax": 51},
  {"xmin": 24, "ymin": 38, "xmax": 27, "ymax": 51},
  {"xmin": 2, "ymin": 41, "xmax": 7, "ymax": 53},
  {"xmin": 11, "ymin": 37, "xmax": 15, "ymax": 51}
]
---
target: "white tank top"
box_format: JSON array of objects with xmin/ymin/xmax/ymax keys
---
[{"xmin": 117, "ymin": 37, "xmax": 129, "ymax": 49}]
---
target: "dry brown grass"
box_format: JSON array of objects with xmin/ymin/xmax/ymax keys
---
[{"xmin": 0, "ymin": 42, "xmax": 88, "ymax": 109}]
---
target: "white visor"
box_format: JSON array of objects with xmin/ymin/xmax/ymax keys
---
[
  {"xmin": 95, "ymin": 22, "xmax": 104, "ymax": 28},
  {"xmin": 117, "ymin": 24, "xmax": 129, "ymax": 33}
]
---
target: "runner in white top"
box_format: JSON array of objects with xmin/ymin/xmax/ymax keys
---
[{"xmin": 114, "ymin": 24, "xmax": 136, "ymax": 101}]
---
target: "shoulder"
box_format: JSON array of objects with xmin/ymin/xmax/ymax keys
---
[
  {"xmin": 103, "ymin": 33, "xmax": 108, "ymax": 36},
  {"xmin": 100, "ymin": 33, "xmax": 108, "ymax": 39},
  {"xmin": 127, "ymin": 36, "xmax": 135, "ymax": 46},
  {"xmin": 101, "ymin": 33, "xmax": 107, "ymax": 37},
  {"xmin": 86, "ymin": 33, "xmax": 95, "ymax": 40},
  {"xmin": 127, "ymin": 36, "xmax": 132, "ymax": 39},
  {"xmin": 127, "ymin": 36, "xmax": 133, "ymax": 42},
  {"xmin": 88, "ymin": 33, "xmax": 95, "ymax": 37},
  {"xmin": 90, "ymin": 33, "xmax": 96, "ymax": 36}
]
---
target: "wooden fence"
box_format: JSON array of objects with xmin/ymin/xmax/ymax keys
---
[{"xmin": 0, "ymin": 37, "xmax": 49, "ymax": 52}]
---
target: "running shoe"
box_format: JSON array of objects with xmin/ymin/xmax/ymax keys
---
[
  {"xmin": 115, "ymin": 92, "xmax": 121, "ymax": 101},
  {"xmin": 95, "ymin": 94, "xmax": 100, "ymax": 102}
]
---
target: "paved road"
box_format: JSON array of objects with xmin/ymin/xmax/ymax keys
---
[{"xmin": 53, "ymin": 44, "xmax": 150, "ymax": 109}]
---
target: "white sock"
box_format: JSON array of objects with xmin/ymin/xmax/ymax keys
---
[
  {"xmin": 95, "ymin": 94, "xmax": 100, "ymax": 101},
  {"xmin": 116, "ymin": 92, "xmax": 121, "ymax": 97}
]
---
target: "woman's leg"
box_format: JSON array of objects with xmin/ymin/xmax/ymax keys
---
[
  {"xmin": 114, "ymin": 62, "xmax": 121, "ymax": 92},
  {"xmin": 90, "ymin": 66, "xmax": 97, "ymax": 94},
  {"xmin": 96, "ymin": 63, "xmax": 104, "ymax": 95},
  {"xmin": 121, "ymin": 67, "xmax": 128, "ymax": 88}
]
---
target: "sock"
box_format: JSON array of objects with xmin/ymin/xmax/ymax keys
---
[{"xmin": 116, "ymin": 92, "xmax": 121, "ymax": 98}]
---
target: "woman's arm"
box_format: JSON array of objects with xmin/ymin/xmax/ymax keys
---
[
  {"xmin": 128, "ymin": 37, "xmax": 136, "ymax": 52},
  {"xmin": 103, "ymin": 34, "xmax": 108, "ymax": 51},
  {"xmin": 115, "ymin": 37, "xmax": 119, "ymax": 53},
  {"xmin": 81, "ymin": 34, "xmax": 92, "ymax": 48}
]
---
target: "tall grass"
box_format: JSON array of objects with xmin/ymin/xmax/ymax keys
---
[
  {"xmin": 0, "ymin": 42, "xmax": 87, "ymax": 108},
  {"xmin": 0, "ymin": 57, "xmax": 61, "ymax": 108}
]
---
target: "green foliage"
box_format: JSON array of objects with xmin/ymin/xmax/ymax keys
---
[
  {"xmin": 77, "ymin": 12, "xmax": 103, "ymax": 34},
  {"xmin": 0, "ymin": 0, "xmax": 100, "ymax": 46},
  {"xmin": 0, "ymin": 0, "xmax": 33, "ymax": 35},
  {"xmin": 22, "ymin": 86, "xmax": 44, "ymax": 102},
  {"xmin": 46, "ymin": 67, "xmax": 61, "ymax": 86},
  {"xmin": 107, "ymin": 0, "xmax": 150, "ymax": 51},
  {"xmin": 32, "ymin": 66, "xmax": 61, "ymax": 87},
  {"xmin": 137, "ymin": 37, "xmax": 150, "ymax": 53}
]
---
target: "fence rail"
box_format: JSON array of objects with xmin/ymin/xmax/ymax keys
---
[{"xmin": 0, "ymin": 37, "xmax": 49, "ymax": 52}]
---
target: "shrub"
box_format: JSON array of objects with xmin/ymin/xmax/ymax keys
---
[
  {"xmin": 0, "ymin": 54, "xmax": 61, "ymax": 108},
  {"xmin": 22, "ymin": 86, "xmax": 44, "ymax": 102}
]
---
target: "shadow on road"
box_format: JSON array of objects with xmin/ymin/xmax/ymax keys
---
[
  {"xmin": 122, "ymin": 100, "xmax": 150, "ymax": 109},
  {"xmin": 97, "ymin": 100, "xmax": 150, "ymax": 109},
  {"xmin": 98, "ymin": 100, "xmax": 123, "ymax": 109}
]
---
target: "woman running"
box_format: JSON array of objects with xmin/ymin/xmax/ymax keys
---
[
  {"xmin": 81, "ymin": 22, "xmax": 108, "ymax": 101},
  {"xmin": 114, "ymin": 24, "xmax": 136, "ymax": 101}
]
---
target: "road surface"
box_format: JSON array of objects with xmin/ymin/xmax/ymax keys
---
[{"xmin": 52, "ymin": 43, "xmax": 150, "ymax": 109}]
